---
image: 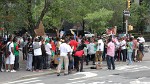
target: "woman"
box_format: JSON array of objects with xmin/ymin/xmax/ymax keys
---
[
  {"xmin": 74, "ymin": 39, "xmax": 86, "ymax": 72},
  {"xmin": 126, "ymin": 38, "xmax": 133, "ymax": 65}
]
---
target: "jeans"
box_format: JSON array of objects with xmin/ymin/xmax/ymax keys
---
[
  {"xmin": 68, "ymin": 56, "xmax": 74, "ymax": 72},
  {"xmin": 127, "ymin": 52, "xmax": 133, "ymax": 64},
  {"xmin": 121, "ymin": 49, "xmax": 127, "ymax": 62},
  {"xmin": 106, "ymin": 55, "xmax": 115, "ymax": 70},
  {"xmin": 85, "ymin": 54, "xmax": 90, "ymax": 65},
  {"xmin": 14, "ymin": 56, "xmax": 19, "ymax": 70},
  {"xmin": 0, "ymin": 55, "xmax": 2, "ymax": 71},
  {"xmin": 34, "ymin": 56, "xmax": 42, "ymax": 70},
  {"xmin": 43, "ymin": 54, "xmax": 51, "ymax": 69},
  {"xmin": 26, "ymin": 53, "xmax": 33, "ymax": 70}
]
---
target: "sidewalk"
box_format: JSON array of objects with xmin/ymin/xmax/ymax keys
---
[{"xmin": 0, "ymin": 42, "xmax": 150, "ymax": 83}]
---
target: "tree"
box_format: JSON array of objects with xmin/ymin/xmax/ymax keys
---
[{"xmin": 84, "ymin": 8, "xmax": 114, "ymax": 34}]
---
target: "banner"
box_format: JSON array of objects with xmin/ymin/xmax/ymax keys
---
[
  {"xmin": 106, "ymin": 27, "xmax": 117, "ymax": 35},
  {"xmin": 34, "ymin": 21, "xmax": 45, "ymax": 36}
]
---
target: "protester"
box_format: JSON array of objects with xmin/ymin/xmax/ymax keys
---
[
  {"xmin": 95, "ymin": 36, "xmax": 104, "ymax": 69},
  {"xmin": 26, "ymin": 38, "xmax": 33, "ymax": 71},
  {"xmin": 74, "ymin": 39, "xmax": 86, "ymax": 72},
  {"xmin": 132, "ymin": 37, "xmax": 138, "ymax": 61},
  {"xmin": 106, "ymin": 37, "xmax": 115, "ymax": 70},
  {"xmin": 120, "ymin": 37, "xmax": 127, "ymax": 62},
  {"xmin": 87, "ymin": 40, "xmax": 95, "ymax": 65},
  {"xmin": 5, "ymin": 35, "xmax": 16, "ymax": 72},
  {"xmin": 136, "ymin": 39, "xmax": 144, "ymax": 62},
  {"xmin": 126, "ymin": 38, "xmax": 133, "ymax": 65},
  {"xmin": 0, "ymin": 36, "xmax": 5, "ymax": 72},
  {"xmin": 57, "ymin": 39, "xmax": 71, "ymax": 76},
  {"xmin": 33, "ymin": 38, "xmax": 43, "ymax": 72},
  {"xmin": 13, "ymin": 37, "xmax": 20, "ymax": 70},
  {"xmin": 44, "ymin": 38, "xmax": 52, "ymax": 69},
  {"xmin": 137, "ymin": 34, "xmax": 145, "ymax": 43}
]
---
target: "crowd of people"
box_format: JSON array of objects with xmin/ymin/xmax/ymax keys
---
[{"xmin": 0, "ymin": 33, "xmax": 146, "ymax": 76}]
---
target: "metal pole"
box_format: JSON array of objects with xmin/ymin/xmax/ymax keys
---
[{"xmin": 125, "ymin": 19, "xmax": 128, "ymax": 34}]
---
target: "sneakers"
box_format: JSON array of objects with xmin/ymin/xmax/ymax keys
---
[
  {"xmin": 57, "ymin": 73, "xmax": 60, "ymax": 76},
  {"xmin": 10, "ymin": 70, "xmax": 16, "ymax": 72},
  {"xmin": 6, "ymin": 70, "xmax": 10, "ymax": 72}
]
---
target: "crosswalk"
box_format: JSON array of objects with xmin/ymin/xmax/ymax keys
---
[
  {"xmin": 3, "ymin": 78, "xmax": 45, "ymax": 84},
  {"xmin": 116, "ymin": 65, "xmax": 150, "ymax": 72}
]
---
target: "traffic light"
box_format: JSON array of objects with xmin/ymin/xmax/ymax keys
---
[
  {"xmin": 127, "ymin": 0, "xmax": 131, "ymax": 9},
  {"xmin": 128, "ymin": 25, "xmax": 133, "ymax": 31}
]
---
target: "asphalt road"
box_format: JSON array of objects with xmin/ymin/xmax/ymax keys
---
[
  {"xmin": 2, "ymin": 42, "xmax": 150, "ymax": 84},
  {"xmin": 3, "ymin": 60, "xmax": 150, "ymax": 84}
]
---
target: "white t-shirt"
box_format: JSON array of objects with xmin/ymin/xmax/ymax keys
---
[
  {"xmin": 120, "ymin": 40, "xmax": 126, "ymax": 50},
  {"xmin": 59, "ymin": 43, "xmax": 71, "ymax": 57},
  {"xmin": 97, "ymin": 39, "xmax": 104, "ymax": 51},
  {"xmin": 33, "ymin": 42, "xmax": 42, "ymax": 56},
  {"xmin": 45, "ymin": 43, "xmax": 52, "ymax": 55},
  {"xmin": 7, "ymin": 42, "xmax": 14, "ymax": 56},
  {"xmin": 137, "ymin": 37, "xmax": 145, "ymax": 43}
]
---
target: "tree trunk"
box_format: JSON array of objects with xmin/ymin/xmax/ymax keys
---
[
  {"xmin": 27, "ymin": 0, "xmax": 34, "ymax": 37},
  {"xmin": 35, "ymin": 0, "xmax": 51, "ymax": 29}
]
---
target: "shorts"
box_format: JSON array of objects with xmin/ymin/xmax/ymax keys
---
[{"xmin": 6, "ymin": 54, "xmax": 15, "ymax": 64}]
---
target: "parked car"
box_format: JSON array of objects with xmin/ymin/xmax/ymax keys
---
[{"xmin": 63, "ymin": 29, "xmax": 94, "ymax": 37}]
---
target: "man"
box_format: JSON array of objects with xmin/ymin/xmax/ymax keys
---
[
  {"xmin": 137, "ymin": 34, "xmax": 145, "ymax": 43},
  {"xmin": 13, "ymin": 37, "xmax": 20, "ymax": 70},
  {"xmin": 45, "ymin": 38, "xmax": 52, "ymax": 69},
  {"xmin": 95, "ymin": 36, "xmax": 104, "ymax": 69},
  {"xmin": 69, "ymin": 36, "xmax": 78, "ymax": 51},
  {"xmin": 0, "ymin": 36, "xmax": 5, "ymax": 72},
  {"xmin": 120, "ymin": 37, "xmax": 127, "ymax": 62},
  {"xmin": 5, "ymin": 35, "xmax": 16, "ymax": 72},
  {"xmin": 57, "ymin": 39, "xmax": 71, "ymax": 76},
  {"xmin": 87, "ymin": 40, "xmax": 96, "ymax": 66},
  {"xmin": 106, "ymin": 37, "xmax": 115, "ymax": 70},
  {"xmin": 26, "ymin": 38, "xmax": 33, "ymax": 71},
  {"xmin": 33, "ymin": 38, "xmax": 43, "ymax": 72}
]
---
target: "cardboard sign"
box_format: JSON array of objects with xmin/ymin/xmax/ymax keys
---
[
  {"xmin": 106, "ymin": 27, "xmax": 117, "ymax": 35},
  {"xmin": 34, "ymin": 21, "xmax": 45, "ymax": 36}
]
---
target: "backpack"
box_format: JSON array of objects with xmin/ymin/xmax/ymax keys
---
[
  {"xmin": 139, "ymin": 43, "xmax": 144, "ymax": 51},
  {"xmin": 5, "ymin": 42, "xmax": 12, "ymax": 58}
]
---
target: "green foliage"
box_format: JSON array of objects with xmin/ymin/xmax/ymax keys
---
[{"xmin": 84, "ymin": 8, "xmax": 114, "ymax": 34}]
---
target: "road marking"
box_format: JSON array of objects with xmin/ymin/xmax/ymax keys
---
[
  {"xmin": 18, "ymin": 80, "xmax": 41, "ymax": 84},
  {"xmin": 130, "ymin": 79, "xmax": 150, "ymax": 84},
  {"xmin": 116, "ymin": 65, "xmax": 150, "ymax": 72},
  {"xmin": 88, "ymin": 82, "xmax": 106, "ymax": 84},
  {"xmin": 3, "ymin": 78, "xmax": 38, "ymax": 84},
  {"xmin": 69, "ymin": 72, "xmax": 98, "ymax": 81},
  {"xmin": 66, "ymin": 80, "xmax": 87, "ymax": 84}
]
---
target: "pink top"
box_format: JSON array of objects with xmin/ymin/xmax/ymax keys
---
[
  {"xmin": 132, "ymin": 39, "xmax": 137, "ymax": 49},
  {"xmin": 107, "ymin": 42, "xmax": 115, "ymax": 57}
]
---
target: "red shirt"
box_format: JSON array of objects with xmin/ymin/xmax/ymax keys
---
[
  {"xmin": 69, "ymin": 40, "xmax": 78, "ymax": 51},
  {"xmin": 74, "ymin": 50, "xmax": 84, "ymax": 57},
  {"xmin": 50, "ymin": 41, "xmax": 56, "ymax": 52}
]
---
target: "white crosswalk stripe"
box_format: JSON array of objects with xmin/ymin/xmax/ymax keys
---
[
  {"xmin": 3, "ymin": 77, "xmax": 45, "ymax": 84},
  {"xmin": 116, "ymin": 65, "xmax": 150, "ymax": 72}
]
